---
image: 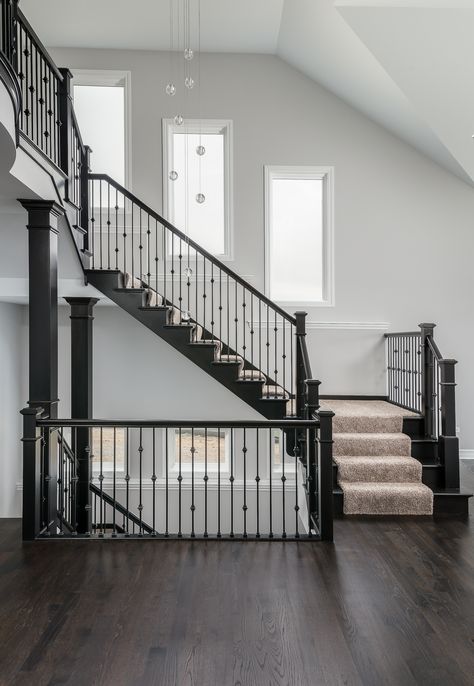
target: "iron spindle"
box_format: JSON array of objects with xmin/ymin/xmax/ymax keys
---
[
  {"xmin": 268, "ymin": 428, "xmax": 273, "ymax": 538},
  {"xmin": 178, "ymin": 427, "xmax": 182, "ymax": 536},
  {"xmin": 242, "ymin": 428, "xmax": 247, "ymax": 537},
  {"xmin": 112, "ymin": 427, "xmax": 116, "ymax": 535},
  {"xmin": 255, "ymin": 428, "xmax": 260, "ymax": 537},
  {"xmin": 281, "ymin": 431, "xmax": 286, "ymax": 538},
  {"xmin": 139, "ymin": 427, "xmax": 143, "ymax": 535},
  {"xmin": 152, "ymin": 428, "xmax": 156, "ymax": 534},
  {"xmin": 230, "ymin": 428, "xmax": 234, "ymax": 537},
  {"xmin": 191, "ymin": 428, "xmax": 195, "ymax": 537},
  {"xmin": 217, "ymin": 428, "xmax": 221, "ymax": 537},
  {"xmin": 125, "ymin": 427, "xmax": 130, "ymax": 534},
  {"xmin": 204, "ymin": 427, "xmax": 208, "ymax": 537}
]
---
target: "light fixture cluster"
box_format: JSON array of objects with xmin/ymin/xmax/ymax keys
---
[{"xmin": 166, "ymin": 0, "xmax": 206, "ymax": 205}]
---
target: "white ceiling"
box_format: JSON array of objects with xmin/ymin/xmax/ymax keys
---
[{"xmin": 20, "ymin": 0, "xmax": 474, "ymax": 184}]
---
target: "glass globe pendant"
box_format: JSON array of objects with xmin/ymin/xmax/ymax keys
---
[
  {"xmin": 165, "ymin": 83, "xmax": 176, "ymax": 96},
  {"xmin": 196, "ymin": 193, "xmax": 205, "ymax": 204},
  {"xmin": 184, "ymin": 48, "xmax": 194, "ymax": 60},
  {"xmin": 174, "ymin": 114, "xmax": 184, "ymax": 126},
  {"xmin": 169, "ymin": 171, "xmax": 178, "ymax": 181},
  {"xmin": 185, "ymin": 76, "xmax": 195, "ymax": 89},
  {"xmin": 196, "ymin": 145, "xmax": 205, "ymax": 156},
  {"xmin": 184, "ymin": 266, "xmax": 193, "ymax": 278}
]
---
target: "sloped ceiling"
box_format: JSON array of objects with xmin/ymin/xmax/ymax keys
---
[{"xmin": 20, "ymin": 0, "xmax": 474, "ymax": 184}]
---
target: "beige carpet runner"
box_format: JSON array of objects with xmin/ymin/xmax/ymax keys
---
[{"xmin": 321, "ymin": 400, "xmax": 433, "ymax": 516}]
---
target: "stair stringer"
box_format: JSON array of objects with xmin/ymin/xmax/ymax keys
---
[{"xmin": 86, "ymin": 269, "xmax": 289, "ymax": 420}]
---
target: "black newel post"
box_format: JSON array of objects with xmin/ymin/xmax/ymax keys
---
[
  {"xmin": 295, "ymin": 311, "xmax": 307, "ymax": 418},
  {"xmin": 304, "ymin": 379, "xmax": 321, "ymax": 522},
  {"xmin": 318, "ymin": 410, "xmax": 334, "ymax": 542},
  {"xmin": 58, "ymin": 67, "xmax": 73, "ymax": 198},
  {"xmin": 305, "ymin": 379, "xmax": 321, "ymax": 420},
  {"xmin": 20, "ymin": 199, "xmax": 65, "ymax": 536},
  {"xmin": 419, "ymin": 322, "xmax": 436, "ymax": 438},
  {"xmin": 20, "ymin": 407, "xmax": 44, "ymax": 540},
  {"xmin": 438, "ymin": 359, "xmax": 459, "ymax": 489},
  {"xmin": 65, "ymin": 297, "xmax": 99, "ymax": 534}
]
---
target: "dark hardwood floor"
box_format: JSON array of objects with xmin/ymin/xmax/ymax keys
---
[{"xmin": 1, "ymin": 464, "xmax": 473, "ymax": 686}]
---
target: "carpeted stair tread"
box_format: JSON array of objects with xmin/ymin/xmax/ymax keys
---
[
  {"xmin": 333, "ymin": 432, "xmax": 411, "ymax": 457},
  {"xmin": 335, "ymin": 455, "xmax": 422, "ymax": 483},
  {"xmin": 320, "ymin": 399, "xmax": 417, "ymax": 434},
  {"xmin": 339, "ymin": 481, "xmax": 433, "ymax": 515}
]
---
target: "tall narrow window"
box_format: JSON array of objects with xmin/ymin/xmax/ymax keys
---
[
  {"xmin": 72, "ymin": 70, "xmax": 130, "ymax": 186},
  {"xmin": 163, "ymin": 119, "xmax": 233, "ymax": 259},
  {"xmin": 265, "ymin": 166, "xmax": 334, "ymax": 306}
]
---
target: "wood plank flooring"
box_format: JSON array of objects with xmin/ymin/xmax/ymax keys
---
[{"xmin": 1, "ymin": 463, "xmax": 473, "ymax": 686}]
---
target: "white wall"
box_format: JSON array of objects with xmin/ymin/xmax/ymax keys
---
[
  {"xmin": 57, "ymin": 305, "xmax": 262, "ymax": 421},
  {"xmin": 47, "ymin": 48, "xmax": 474, "ymax": 446},
  {"xmin": 0, "ymin": 303, "xmax": 27, "ymax": 517}
]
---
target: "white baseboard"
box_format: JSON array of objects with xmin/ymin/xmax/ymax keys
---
[{"xmin": 460, "ymin": 450, "xmax": 474, "ymax": 460}]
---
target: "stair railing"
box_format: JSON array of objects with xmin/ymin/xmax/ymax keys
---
[
  {"xmin": 385, "ymin": 323, "xmax": 459, "ymax": 488},
  {"xmin": 1, "ymin": 0, "xmax": 17, "ymax": 67},
  {"xmin": 87, "ymin": 173, "xmax": 298, "ymax": 403},
  {"xmin": 21, "ymin": 412, "xmax": 334, "ymax": 541}
]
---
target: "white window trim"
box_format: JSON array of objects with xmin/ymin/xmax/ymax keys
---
[
  {"xmin": 162, "ymin": 118, "xmax": 234, "ymax": 261},
  {"xmin": 71, "ymin": 68, "xmax": 132, "ymax": 189},
  {"xmin": 264, "ymin": 165, "xmax": 335, "ymax": 308}
]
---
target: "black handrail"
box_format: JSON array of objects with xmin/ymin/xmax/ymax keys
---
[
  {"xmin": 39, "ymin": 418, "xmax": 319, "ymax": 429},
  {"xmin": 89, "ymin": 173, "xmax": 296, "ymax": 325}
]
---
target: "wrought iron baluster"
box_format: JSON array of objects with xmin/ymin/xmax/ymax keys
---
[
  {"xmin": 138, "ymin": 427, "xmax": 143, "ymax": 535},
  {"xmin": 281, "ymin": 430, "xmax": 286, "ymax": 538},
  {"xmin": 242, "ymin": 428, "xmax": 247, "ymax": 538},
  {"xmin": 217, "ymin": 427, "xmax": 221, "ymax": 537},
  {"xmin": 178, "ymin": 427, "xmax": 182, "ymax": 536},
  {"xmin": 268, "ymin": 428, "xmax": 273, "ymax": 538},
  {"xmin": 115, "ymin": 188, "xmax": 119, "ymax": 270},
  {"xmin": 152, "ymin": 427, "xmax": 156, "ymax": 534},
  {"xmin": 107, "ymin": 183, "xmax": 111, "ymax": 270},
  {"xmin": 294, "ymin": 429, "xmax": 299, "ymax": 538},
  {"xmin": 125, "ymin": 427, "xmax": 130, "ymax": 535},
  {"xmin": 204, "ymin": 427, "xmax": 208, "ymax": 538},
  {"xmin": 255, "ymin": 428, "xmax": 260, "ymax": 538},
  {"xmin": 191, "ymin": 428, "xmax": 195, "ymax": 537},
  {"xmin": 165, "ymin": 428, "xmax": 169, "ymax": 537},
  {"xmin": 230, "ymin": 428, "xmax": 234, "ymax": 537},
  {"xmin": 112, "ymin": 427, "xmax": 116, "ymax": 535}
]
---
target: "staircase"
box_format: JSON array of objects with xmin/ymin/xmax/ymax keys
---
[
  {"xmin": 0, "ymin": 1, "xmax": 469, "ymax": 543},
  {"xmin": 324, "ymin": 400, "xmax": 433, "ymax": 515}
]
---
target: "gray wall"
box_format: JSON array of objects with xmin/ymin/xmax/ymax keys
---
[{"xmin": 47, "ymin": 48, "xmax": 474, "ymax": 450}]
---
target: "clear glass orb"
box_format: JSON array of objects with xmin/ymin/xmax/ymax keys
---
[
  {"xmin": 169, "ymin": 170, "xmax": 178, "ymax": 181},
  {"xmin": 174, "ymin": 114, "xmax": 184, "ymax": 126},
  {"xmin": 181, "ymin": 310, "xmax": 191, "ymax": 322},
  {"xmin": 184, "ymin": 48, "xmax": 194, "ymax": 60},
  {"xmin": 196, "ymin": 145, "xmax": 206, "ymax": 156},
  {"xmin": 184, "ymin": 266, "xmax": 193, "ymax": 278},
  {"xmin": 185, "ymin": 76, "xmax": 195, "ymax": 89},
  {"xmin": 165, "ymin": 82, "xmax": 176, "ymax": 96},
  {"xmin": 196, "ymin": 193, "xmax": 205, "ymax": 204}
]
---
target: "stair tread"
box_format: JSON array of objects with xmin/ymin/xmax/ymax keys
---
[
  {"xmin": 114, "ymin": 287, "xmax": 145, "ymax": 293},
  {"xmin": 339, "ymin": 481, "xmax": 433, "ymax": 515}
]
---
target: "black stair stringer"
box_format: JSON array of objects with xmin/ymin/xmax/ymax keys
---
[{"xmin": 86, "ymin": 269, "xmax": 289, "ymax": 420}]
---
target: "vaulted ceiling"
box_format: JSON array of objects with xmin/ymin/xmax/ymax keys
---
[{"xmin": 21, "ymin": 0, "xmax": 474, "ymax": 185}]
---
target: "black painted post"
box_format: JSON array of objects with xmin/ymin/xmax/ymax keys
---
[
  {"xmin": 80, "ymin": 145, "xmax": 92, "ymax": 251},
  {"xmin": 20, "ymin": 407, "xmax": 43, "ymax": 540},
  {"xmin": 295, "ymin": 311, "xmax": 307, "ymax": 418},
  {"xmin": 305, "ymin": 379, "xmax": 321, "ymax": 420},
  {"xmin": 20, "ymin": 199, "xmax": 64, "ymax": 534},
  {"xmin": 58, "ymin": 68, "xmax": 73, "ymax": 198},
  {"xmin": 318, "ymin": 410, "xmax": 334, "ymax": 542},
  {"xmin": 419, "ymin": 323, "xmax": 436, "ymax": 439},
  {"xmin": 65, "ymin": 297, "xmax": 99, "ymax": 534},
  {"xmin": 305, "ymin": 380, "xmax": 321, "ymax": 520},
  {"xmin": 438, "ymin": 359, "xmax": 459, "ymax": 489}
]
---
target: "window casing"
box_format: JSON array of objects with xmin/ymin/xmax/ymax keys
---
[
  {"xmin": 72, "ymin": 69, "xmax": 131, "ymax": 188},
  {"xmin": 264, "ymin": 165, "xmax": 334, "ymax": 307},
  {"xmin": 162, "ymin": 118, "xmax": 233, "ymax": 260}
]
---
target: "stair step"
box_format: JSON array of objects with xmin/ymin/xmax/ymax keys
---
[
  {"xmin": 321, "ymin": 399, "xmax": 416, "ymax": 434},
  {"xmin": 114, "ymin": 287, "xmax": 145, "ymax": 294},
  {"xmin": 239, "ymin": 369, "xmax": 266, "ymax": 381},
  {"xmin": 339, "ymin": 481, "xmax": 433, "ymax": 515},
  {"xmin": 335, "ymin": 455, "xmax": 422, "ymax": 483},
  {"xmin": 262, "ymin": 384, "xmax": 288, "ymax": 398},
  {"xmin": 333, "ymin": 432, "xmax": 411, "ymax": 457}
]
